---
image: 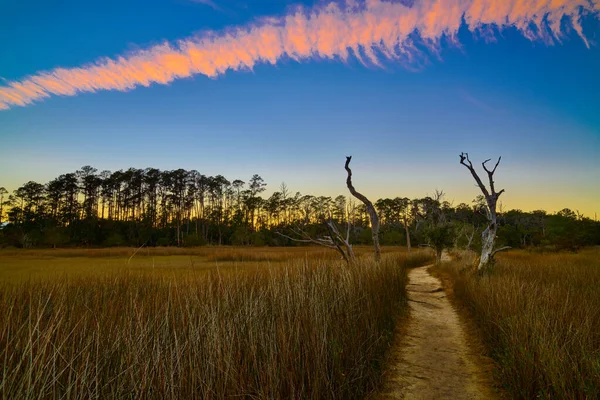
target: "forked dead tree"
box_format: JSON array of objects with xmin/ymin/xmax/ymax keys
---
[
  {"xmin": 345, "ymin": 156, "xmax": 381, "ymax": 262},
  {"xmin": 459, "ymin": 153, "xmax": 510, "ymax": 271},
  {"xmin": 459, "ymin": 224, "xmax": 477, "ymax": 251}
]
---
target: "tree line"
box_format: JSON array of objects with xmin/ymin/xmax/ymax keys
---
[{"xmin": 0, "ymin": 165, "xmax": 598, "ymax": 251}]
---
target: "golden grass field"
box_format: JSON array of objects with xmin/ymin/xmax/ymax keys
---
[
  {"xmin": 436, "ymin": 247, "xmax": 600, "ymax": 399},
  {"xmin": 0, "ymin": 246, "xmax": 406, "ymax": 282},
  {"xmin": 0, "ymin": 246, "xmax": 432, "ymax": 399}
]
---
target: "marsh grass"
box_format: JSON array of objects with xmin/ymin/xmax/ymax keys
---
[
  {"xmin": 0, "ymin": 250, "xmax": 431, "ymax": 399},
  {"xmin": 437, "ymin": 248, "xmax": 600, "ymax": 399},
  {"xmin": 0, "ymin": 246, "xmax": 405, "ymax": 282},
  {"xmin": 0, "ymin": 245, "xmax": 401, "ymax": 260}
]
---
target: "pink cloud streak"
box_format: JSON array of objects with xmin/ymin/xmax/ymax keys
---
[{"xmin": 1, "ymin": 0, "xmax": 598, "ymax": 110}]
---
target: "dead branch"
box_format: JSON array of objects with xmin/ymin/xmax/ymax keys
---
[
  {"xmin": 482, "ymin": 157, "xmax": 504, "ymax": 196},
  {"xmin": 276, "ymin": 218, "xmax": 355, "ymax": 264},
  {"xmin": 491, "ymin": 246, "xmax": 512, "ymax": 257},
  {"xmin": 460, "ymin": 152, "xmax": 490, "ymax": 198},
  {"xmin": 128, "ymin": 241, "xmax": 148, "ymax": 265},
  {"xmin": 276, "ymin": 228, "xmax": 337, "ymax": 250}
]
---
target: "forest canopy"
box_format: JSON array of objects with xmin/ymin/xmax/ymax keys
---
[{"xmin": 0, "ymin": 166, "xmax": 598, "ymax": 250}]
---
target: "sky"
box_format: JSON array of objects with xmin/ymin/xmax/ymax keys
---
[{"xmin": 0, "ymin": 0, "xmax": 599, "ymax": 217}]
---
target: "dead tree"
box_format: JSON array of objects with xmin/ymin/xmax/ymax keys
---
[
  {"xmin": 345, "ymin": 156, "xmax": 381, "ymax": 262},
  {"xmin": 403, "ymin": 212, "xmax": 412, "ymax": 253},
  {"xmin": 459, "ymin": 153, "xmax": 510, "ymax": 271},
  {"xmin": 464, "ymin": 225, "xmax": 477, "ymax": 251},
  {"xmin": 277, "ymin": 217, "xmax": 356, "ymax": 264},
  {"xmin": 453, "ymin": 222, "xmax": 477, "ymax": 251}
]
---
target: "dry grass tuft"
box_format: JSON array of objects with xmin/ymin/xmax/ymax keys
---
[
  {"xmin": 0, "ymin": 250, "xmax": 431, "ymax": 399},
  {"xmin": 437, "ymin": 248, "xmax": 600, "ymax": 399}
]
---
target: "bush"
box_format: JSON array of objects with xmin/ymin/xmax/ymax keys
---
[
  {"xmin": 381, "ymin": 230, "xmax": 403, "ymax": 246},
  {"xmin": 358, "ymin": 227, "xmax": 373, "ymax": 244},
  {"xmin": 424, "ymin": 224, "xmax": 455, "ymax": 263},
  {"xmin": 103, "ymin": 233, "xmax": 125, "ymax": 247},
  {"xmin": 251, "ymin": 231, "xmax": 265, "ymax": 246},
  {"xmin": 182, "ymin": 234, "xmax": 206, "ymax": 247},
  {"xmin": 231, "ymin": 226, "xmax": 251, "ymax": 246},
  {"xmin": 43, "ymin": 227, "xmax": 68, "ymax": 248},
  {"xmin": 156, "ymin": 237, "xmax": 170, "ymax": 247}
]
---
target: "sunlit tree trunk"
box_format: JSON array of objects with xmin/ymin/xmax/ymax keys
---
[
  {"xmin": 345, "ymin": 156, "xmax": 381, "ymax": 262},
  {"xmin": 403, "ymin": 214, "xmax": 411, "ymax": 252},
  {"xmin": 0, "ymin": 187, "xmax": 7, "ymax": 225}
]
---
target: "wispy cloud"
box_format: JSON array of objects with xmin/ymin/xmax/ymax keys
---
[
  {"xmin": 1, "ymin": 0, "xmax": 599, "ymax": 110},
  {"xmin": 458, "ymin": 88, "xmax": 494, "ymax": 113},
  {"xmin": 190, "ymin": 0, "xmax": 221, "ymax": 11}
]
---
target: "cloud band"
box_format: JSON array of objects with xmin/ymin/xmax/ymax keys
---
[{"xmin": 1, "ymin": 0, "xmax": 598, "ymax": 110}]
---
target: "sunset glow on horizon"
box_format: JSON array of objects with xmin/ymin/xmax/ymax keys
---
[{"xmin": 0, "ymin": 0, "xmax": 599, "ymax": 217}]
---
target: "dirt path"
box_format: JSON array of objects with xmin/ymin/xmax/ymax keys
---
[{"xmin": 375, "ymin": 258, "xmax": 498, "ymax": 399}]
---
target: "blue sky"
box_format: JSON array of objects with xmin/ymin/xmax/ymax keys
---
[{"xmin": 0, "ymin": 0, "xmax": 599, "ymax": 216}]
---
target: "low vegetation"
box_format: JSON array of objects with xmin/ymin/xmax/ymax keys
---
[
  {"xmin": 0, "ymin": 249, "xmax": 431, "ymax": 399},
  {"xmin": 436, "ymin": 248, "xmax": 600, "ymax": 399},
  {"xmin": 0, "ymin": 245, "xmax": 404, "ymax": 282}
]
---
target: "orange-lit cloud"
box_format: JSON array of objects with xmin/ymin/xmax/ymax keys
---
[{"xmin": 1, "ymin": 0, "xmax": 598, "ymax": 110}]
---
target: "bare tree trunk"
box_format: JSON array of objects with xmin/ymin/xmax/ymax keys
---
[
  {"xmin": 403, "ymin": 215, "xmax": 411, "ymax": 252},
  {"xmin": 345, "ymin": 156, "xmax": 381, "ymax": 262},
  {"xmin": 436, "ymin": 248, "xmax": 443, "ymax": 264},
  {"xmin": 459, "ymin": 153, "xmax": 507, "ymax": 271},
  {"xmin": 466, "ymin": 227, "xmax": 475, "ymax": 250},
  {"xmin": 479, "ymin": 222, "xmax": 497, "ymax": 267}
]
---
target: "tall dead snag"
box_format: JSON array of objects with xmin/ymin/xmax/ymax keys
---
[
  {"xmin": 403, "ymin": 213, "xmax": 412, "ymax": 253},
  {"xmin": 345, "ymin": 156, "xmax": 381, "ymax": 262},
  {"xmin": 459, "ymin": 153, "xmax": 509, "ymax": 271}
]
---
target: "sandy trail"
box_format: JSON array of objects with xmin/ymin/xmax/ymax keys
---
[{"xmin": 376, "ymin": 258, "xmax": 498, "ymax": 399}]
